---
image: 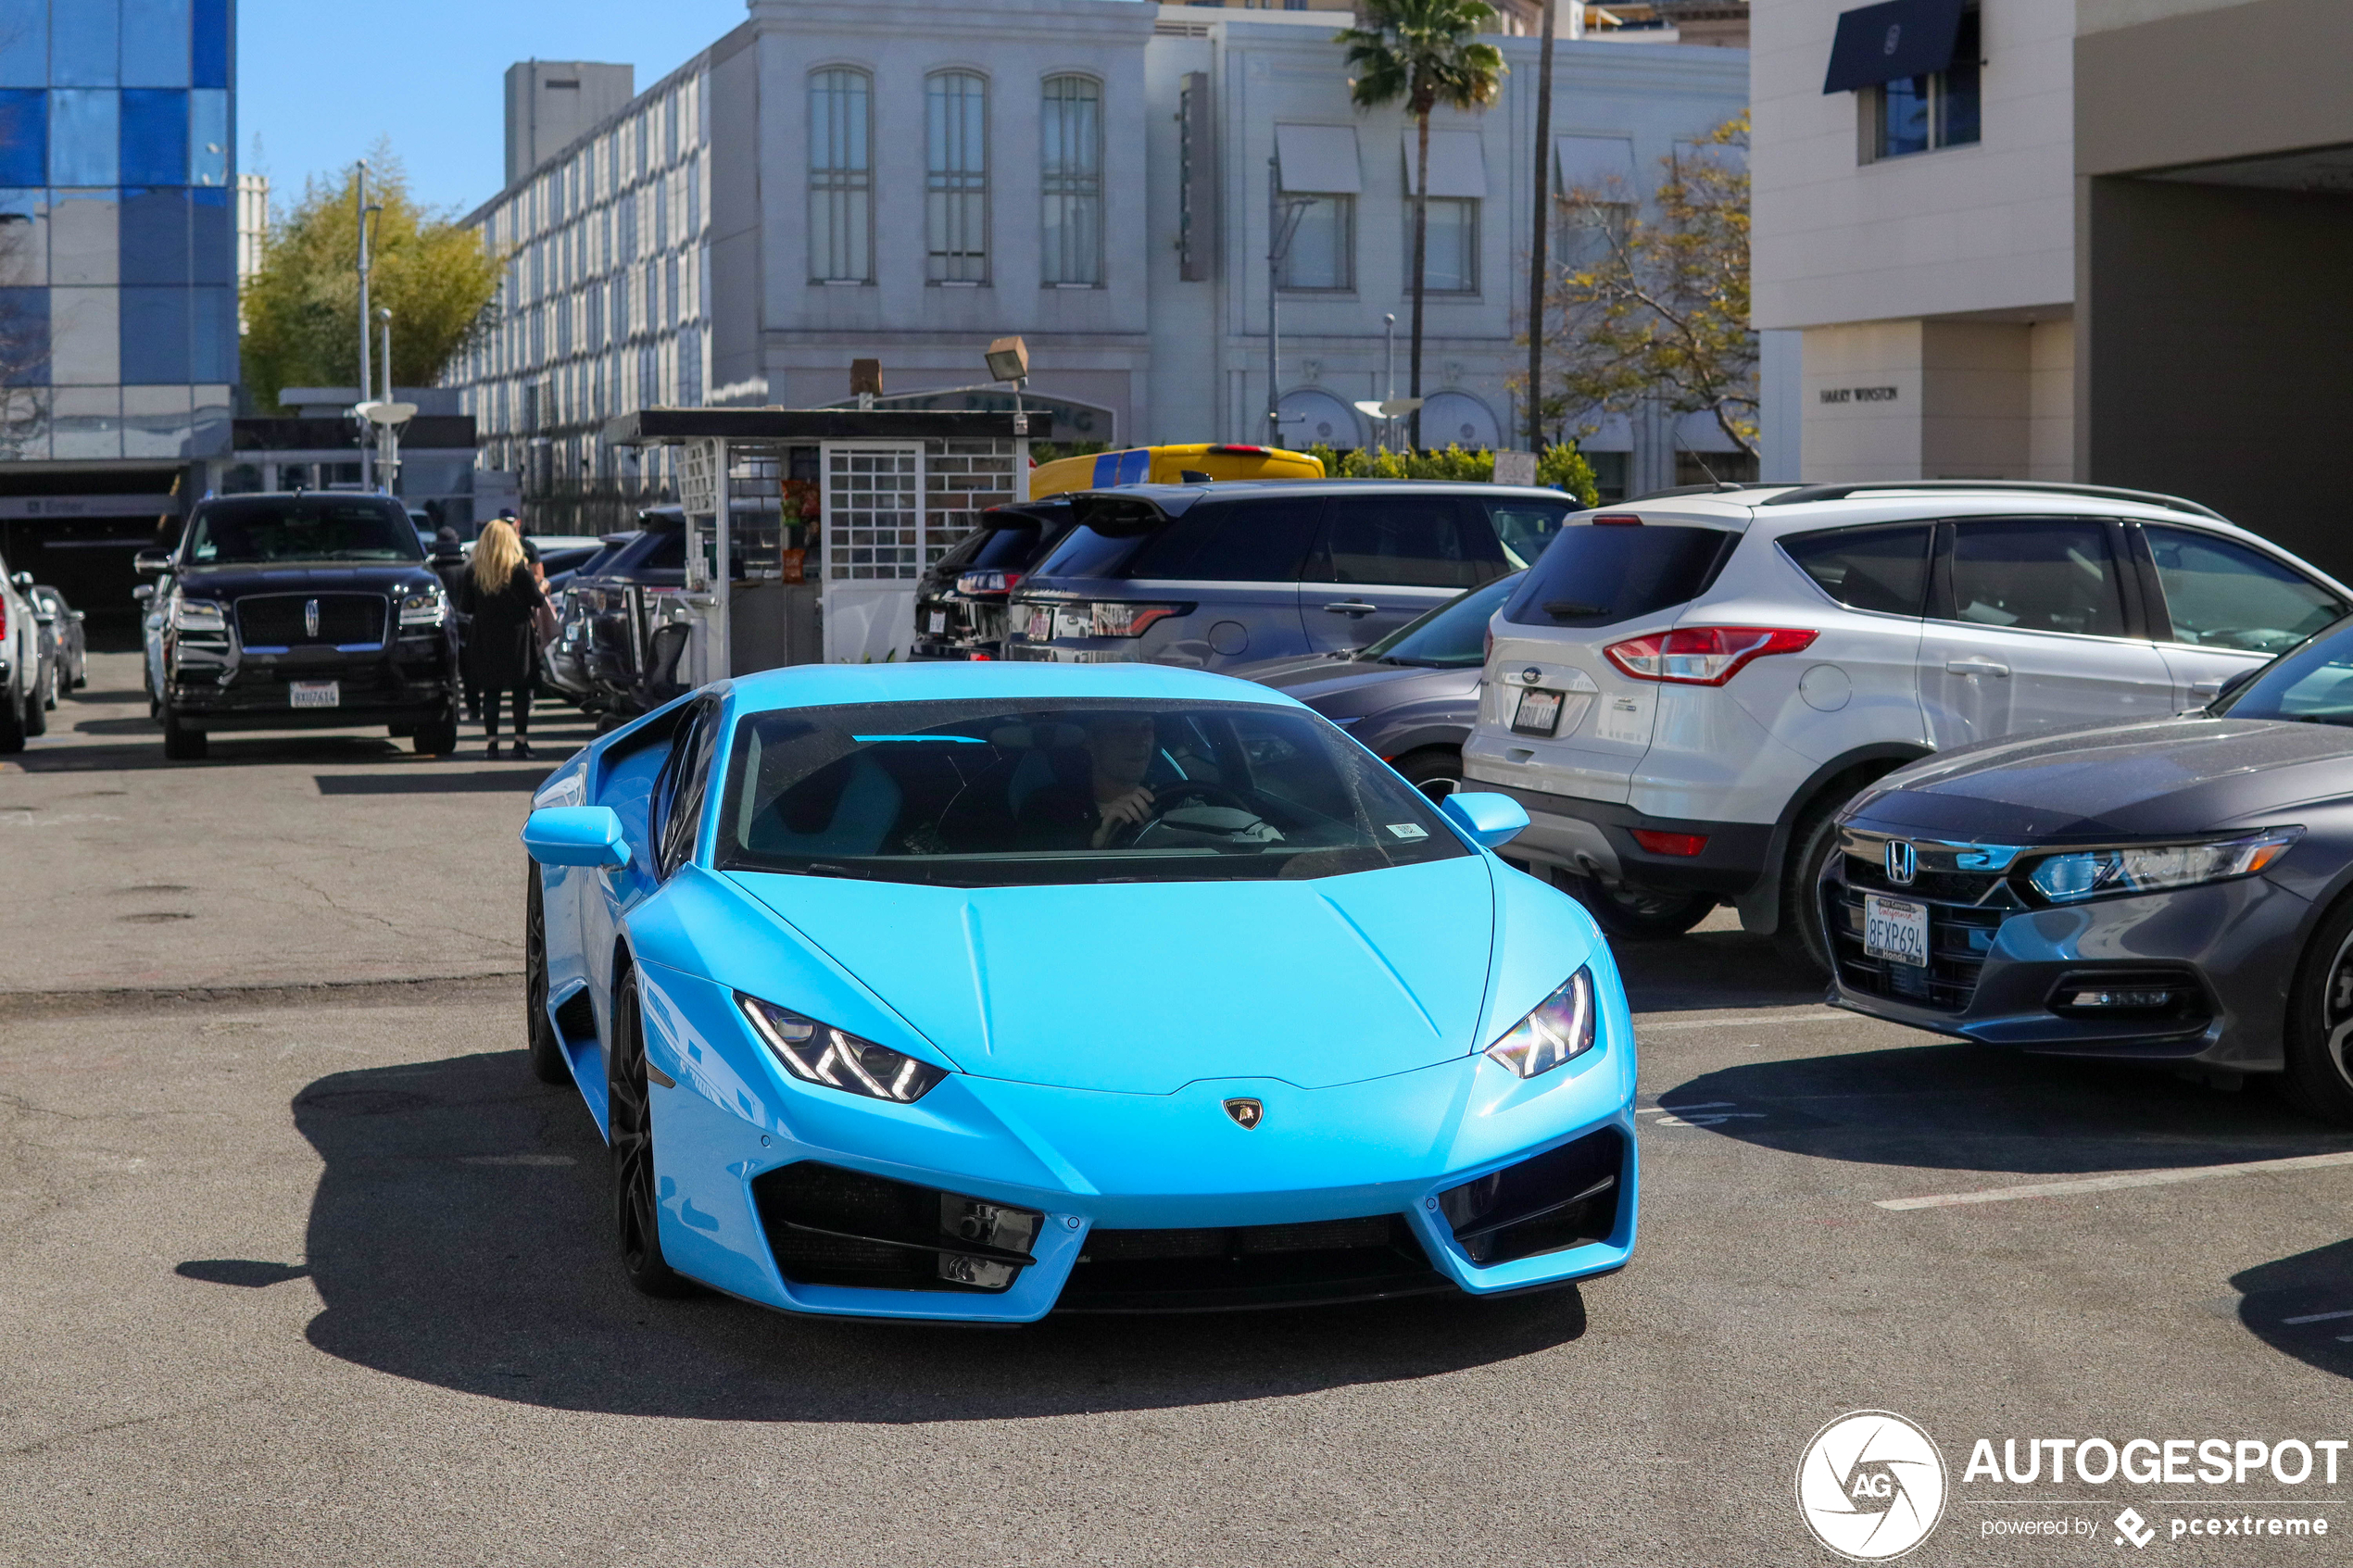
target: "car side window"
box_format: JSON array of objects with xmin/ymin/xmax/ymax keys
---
[
  {"xmin": 1124, "ymin": 496, "xmax": 1324, "ymax": 583},
  {"xmin": 1780, "ymin": 524, "xmax": 1931, "ymax": 616},
  {"xmin": 1482, "ymin": 498, "xmax": 1573, "ymax": 565},
  {"xmin": 1303, "ymin": 494, "xmax": 1509, "ymax": 588},
  {"xmin": 2143, "ymin": 524, "xmax": 2345, "ymax": 656},
  {"xmin": 1941, "ymin": 520, "xmax": 2127, "ymax": 638},
  {"xmin": 654, "ymin": 704, "xmax": 720, "ymax": 880}
]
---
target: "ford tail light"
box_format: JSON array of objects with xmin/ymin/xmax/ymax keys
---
[{"xmin": 1603, "ymin": 627, "xmax": 1818, "ymax": 686}]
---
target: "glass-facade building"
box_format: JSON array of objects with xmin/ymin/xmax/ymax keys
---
[{"xmin": 0, "ymin": 0, "xmax": 236, "ymax": 461}]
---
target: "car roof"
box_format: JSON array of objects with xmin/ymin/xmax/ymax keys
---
[
  {"xmin": 1577, "ymin": 480, "xmax": 2288, "ymax": 540},
  {"xmin": 724, "ymin": 660, "xmax": 1309, "ymax": 712},
  {"xmin": 1072, "ymin": 479, "xmax": 1572, "ymax": 504}
]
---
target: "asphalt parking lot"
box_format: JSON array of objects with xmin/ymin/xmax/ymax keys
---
[{"xmin": 6, "ymin": 655, "xmax": 2353, "ymax": 1565}]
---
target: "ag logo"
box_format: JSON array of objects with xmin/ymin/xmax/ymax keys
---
[{"xmin": 1795, "ymin": 1410, "xmax": 1947, "ymax": 1561}]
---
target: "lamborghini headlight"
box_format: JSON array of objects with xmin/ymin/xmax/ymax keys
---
[
  {"xmin": 736, "ymin": 993, "xmax": 946, "ymax": 1103},
  {"xmin": 1485, "ymin": 967, "xmax": 1598, "ymax": 1078},
  {"xmin": 2023, "ymin": 827, "xmax": 2301, "ymax": 904}
]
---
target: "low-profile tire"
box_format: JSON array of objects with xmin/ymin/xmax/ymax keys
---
[
  {"xmin": 411, "ymin": 714, "xmax": 459, "ymax": 756},
  {"xmin": 0, "ymin": 683, "xmax": 25, "ymax": 755},
  {"xmin": 160, "ymin": 704, "xmax": 207, "ymax": 760},
  {"xmin": 1556, "ymin": 869, "xmax": 1715, "ymax": 940},
  {"xmin": 1392, "ymin": 746, "xmax": 1464, "ymax": 803},
  {"xmin": 608, "ymin": 968, "xmax": 698, "ymax": 1298},
  {"xmin": 1773, "ymin": 796, "xmax": 1848, "ymax": 977},
  {"xmin": 2283, "ymin": 897, "xmax": 2353, "ymax": 1126},
  {"xmin": 523, "ymin": 872, "xmax": 572, "ymax": 1085}
]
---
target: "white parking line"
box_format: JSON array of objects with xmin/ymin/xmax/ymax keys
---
[
  {"xmin": 1875, "ymin": 1149, "xmax": 2353, "ymax": 1210},
  {"xmin": 2284, "ymin": 1308, "xmax": 2353, "ymax": 1325}
]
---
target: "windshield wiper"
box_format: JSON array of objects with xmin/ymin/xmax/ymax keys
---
[{"xmin": 1544, "ymin": 600, "xmax": 1610, "ymax": 618}]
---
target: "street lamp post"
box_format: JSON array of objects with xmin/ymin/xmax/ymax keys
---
[
  {"xmin": 1526, "ymin": 0, "xmax": 1559, "ymax": 458},
  {"xmin": 1382, "ymin": 312, "xmax": 1396, "ymax": 451},
  {"xmin": 354, "ymin": 162, "xmax": 384, "ymax": 492},
  {"xmin": 376, "ymin": 307, "xmax": 400, "ymax": 496}
]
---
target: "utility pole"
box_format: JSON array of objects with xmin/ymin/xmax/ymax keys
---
[
  {"xmin": 376, "ymin": 307, "xmax": 400, "ymax": 496},
  {"xmin": 1526, "ymin": 0, "xmax": 1558, "ymax": 458},
  {"xmin": 355, "ymin": 161, "xmax": 383, "ymax": 491}
]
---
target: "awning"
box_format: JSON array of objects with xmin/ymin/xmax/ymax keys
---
[
  {"xmin": 1822, "ymin": 0, "xmax": 1965, "ymax": 94},
  {"xmin": 1402, "ymin": 129, "xmax": 1488, "ymax": 198},
  {"xmin": 1276, "ymin": 124, "xmax": 1362, "ymax": 194},
  {"xmin": 1554, "ymin": 134, "xmax": 1636, "ymax": 194}
]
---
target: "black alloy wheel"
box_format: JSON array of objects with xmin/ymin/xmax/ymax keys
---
[
  {"xmin": 160, "ymin": 704, "xmax": 207, "ymax": 760},
  {"xmin": 1393, "ymin": 746, "xmax": 1463, "ymax": 804},
  {"xmin": 2284, "ymin": 898, "xmax": 2353, "ymax": 1126},
  {"xmin": 607, "ymin": 968, "xmax": 698, "ymax": 1298},
  {"xmin": 522, "ymin": 870, "xmax": 572, "ymax": 1085},
  {"xmin": 1556, "ymin": 869, "xmax": 1715, "ymax": 940}
]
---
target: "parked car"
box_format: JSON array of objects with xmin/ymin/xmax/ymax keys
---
[
  {"xmin": 1823, "ymin": 611, "xmax": 2353, "ymax": 1124},
  {"xmin": 1465, "ymin": 480, "xmax": 2353, "ymax": 961},
  {"xmin": 30, "ymin": 584, "xmax": 87, "ymax": 691},
  {"xmin": 518, "ymin": 662, "xmax": 1634, "ymax": 1316},
  {"xmin": 912, "ymin": 498, "xmax": 1079, "ymax": 660},
  {"xmin": 1005, "ymin": 480, "xmax": 1568, "ymax": 670},
  {"xmin": 140, "ymin": 491, "xmax": 464, "ymax": 760},
  {"xmin": 555, "ymin": 510, "xmax": 688, "ymax": 719},
  {"xmin": 541, "ymin": 532, "xmax": 640, "ymax": 702},
  {"xmin": 1238, "ymin": 570, "xmax": 1523, "ymax": 800},
  {"xmin": 0, "ymin": 558, "xmax": 46, "ymax": 751},
  {"xmin": 1026, "ymin": 442, "xmax": 1323, "ymax": 500}
]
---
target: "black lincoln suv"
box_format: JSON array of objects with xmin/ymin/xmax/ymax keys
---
[{"xmin": 142, "ymin": 492, "xmax": 462, "ymax": 761}]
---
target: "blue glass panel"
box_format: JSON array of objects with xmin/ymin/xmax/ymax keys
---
[
  {"xmin": 52, "ymin": 0, "xmax": 121, "ymax": 88},
  {"xmin": 190, "ymin": 183, "xmax": 228, "ymax": 283},
  {"xmin": 120, "ymin": 0, "xmax": 194, "ymax": 87},
  {"xmin": 119, "ymin": 284, "xmax": 189, "ymax": 383},
  {"xmin": 120, "ymin": 89, "xmax": 186, "ymax": 185},
  {"xmin": 0, "ymin": 91, "xmax": 44, "ymax": 185},
  {"xmin": 48, "ymin": 90, "xmax": 118, "ymax": 187},
  {"xmin": 190, "ymin": 283, "xmax": 232, "ymax": 382},
  {"xmin": 190, "ymin": 0, "xmax": 229, "ymax": 90},
  {"xmin": 120, "ymin": 187, "xmax": 191, "ymax": 284},
  {"xmin": 0, "ymin": 286, "xmax": 49, "ymax": 385},
  {"xmin": 0, "ymin": 0, "xmax": 46, "ymax": 89},
  {"xmin": 188, "ymin": 88, "xmax": 226, "ymax": 184}
]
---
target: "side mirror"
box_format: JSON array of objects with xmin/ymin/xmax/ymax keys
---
[
  {"xmin": 521, "ymin": 806, "xmax": 633, "ymax": 869},
  {"xmin": 8, "ymin": 571, "xmax": 30, "ymax": 588},
  {"xmin": 1441, "ymin": 791, "xmax": 1529, "ymax": 850},
  {"xmin": 134, "ymin": 550, "xmax": 173, "ymax": 576},
  {"xmin": 131, "ymin": 584, "xmax": 155, "ymax": 604}
]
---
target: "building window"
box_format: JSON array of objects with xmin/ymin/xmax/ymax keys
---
[
  {"xmin": 1279, "ymin": 194, "xmax": 1353, "ymax": 292},
  {"xmin": 1863, "ymin": 7, "xmax": 1980, "ymax": 161},
  {"xmin": 809, "ymin": 68, "xmax": 873, "ymax": 283},
  {"xmin": 925, "ymin": 71, "xmax": 988, "ymax": 284},
  {"xmin": 1040, "ymin": 75, "xmax": 1102, "ymax": 286},
  {"xmin": 1409, "ymin": 197, "xmax": 1477, "ymax": 293},
  {"xmin": 1556, "ymin": 200, "xmax": 1630, "ymax": 276}
]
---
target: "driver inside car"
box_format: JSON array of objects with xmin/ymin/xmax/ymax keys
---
[{"xmin": 1015, "ymin": 711, "xmax": 1163, "ymax": 849}]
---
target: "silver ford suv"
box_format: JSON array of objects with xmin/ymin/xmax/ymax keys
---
[{"xmin": 1463, "ymin": 481, "xmax": 2353, "ymax": 971}]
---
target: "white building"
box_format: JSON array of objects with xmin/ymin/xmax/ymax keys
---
[{"xmin": 446, "ymin": 0, "xmax": 1760, "ymax": 510}]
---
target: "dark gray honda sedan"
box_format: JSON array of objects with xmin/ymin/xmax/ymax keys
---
[{"xmin": 1825, "ymin": 614, "xmax": 2353, "ymax": 1123}]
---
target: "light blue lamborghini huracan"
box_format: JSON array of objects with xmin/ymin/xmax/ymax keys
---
[{"xmin": 520, "ymin": 661, "xmax": 1636, "ymax": 1321}]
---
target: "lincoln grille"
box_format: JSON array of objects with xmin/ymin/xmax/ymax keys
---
[{"xmin": 236, "ymin": 594, "xmax": 385, "ymax": 647}]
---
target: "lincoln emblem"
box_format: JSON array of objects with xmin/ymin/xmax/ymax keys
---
[
  {"xmin": 1224, "ymin": 1098, "xmax": 1265, "ymax": 1130},
  {"xmin": 303, "ymin": 598, "xmax": 320, "ymax": 638}
]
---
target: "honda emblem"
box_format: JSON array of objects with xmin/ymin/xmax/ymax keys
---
[{"xmin": 1884, "ymin": 840, "xmax": 1918, "ymax": 886}]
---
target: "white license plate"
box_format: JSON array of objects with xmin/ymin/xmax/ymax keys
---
[
  {"xmin": 1026, "ymin": 609, "xmax": 1051, "ymax": 641},
  {"xmin": 289, "ymin": 681, "xmax": 341, "ymax": 709},
  {"xmin": 1863, "ymin": 893, "xmax": 1930, "ymax": 968},
  {"xmin": 1510, "ymin": 687, "xmax": 1565, "ymax": 736},
  {"xmin": 928, "ymin": 610, "xmax": 947, "ymax": 633}
]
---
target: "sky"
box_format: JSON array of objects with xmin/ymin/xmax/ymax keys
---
[{"xmin": 237, "ymin": 0, "xmax": 754, "ymax": 218}]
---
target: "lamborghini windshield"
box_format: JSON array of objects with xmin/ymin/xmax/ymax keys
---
[{"xmin": 718, "ymin": 698, "xmax": 1468, "ymax": 886}]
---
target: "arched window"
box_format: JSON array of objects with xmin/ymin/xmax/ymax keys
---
[
  {"xmin": 808, "ymin": 69, "xmax": 873, "ymax": 283},
  {"xmin": 926, "ymin": 71, "xmax": 988, "ymax": 283},
  {"xmin": 1040, "ymin": 75, "xmax": 1101, "ymax": 286}
]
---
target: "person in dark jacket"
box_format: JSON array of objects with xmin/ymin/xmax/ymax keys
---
[
  {"xmin": 454, "ymin": 519, "xmax": 551, "ymax": 759},
  {"xmin": 427, "ymin": 527, "xmax": 479, "ymax": 721}
]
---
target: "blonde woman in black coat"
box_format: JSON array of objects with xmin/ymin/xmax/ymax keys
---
[{"xmin": 454, "ymin": 519, "xmax": 550, "ymax": 759}]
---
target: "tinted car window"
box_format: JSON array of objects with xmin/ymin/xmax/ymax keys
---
[
  {"xmin": 185, "ymin": 497, "xmax": 422, "ymax": 564},
  {"xmin": 1303, "ymin": 494, "xmax": 1506, "ymax": 589},
  {"xmin": 2213, "ymin": 617, "xmax": 2353, "ymax": 723},
  {"xmin": 641, "ymin": 530, "xmax": 686, "ymax": 571},
  {"xmin": 2145, "ymin": 525, "xmax": 2344, "ymax": 655},
  {"xmin": 656, "ymin": 703, "xmax": 720, "ymax": 878},
  {"xmin": 1361, "ymin": 571, "xmax": 1523, "ymax": 667},
  {"xmin": 1780, "ymin": 524, "xmax": 1931, "ymax": 616},
  {"xmin": 1483, "ymin": 498, "xmax": 1573, "ymax": 564},
  {"xmin": 1028, "ymin": 525, "xmax": 1143, "ymax": 581},
  {"xmin": 1127, "ymin": 496, "xmax": 1324, "ymax": 582},
  {"xmin": 1502, "ymin": 522, "xmax": 1736, "ymax": 628},
  {"xmin": 966, "ymin": 522, "xmax": 1041, "ymax": 571},
  {"xmin": 1944, "ymin": 520, "xmax": 2124, "ymax": 637}
]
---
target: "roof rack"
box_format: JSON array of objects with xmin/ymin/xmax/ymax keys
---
[
  {"xmin": 1755, "ymin": 479, "xmax": 2224, "ymax": 521},
  {"xmin": 1621, "ymin": 481, "xmax": 1763, "ymax": 503}
]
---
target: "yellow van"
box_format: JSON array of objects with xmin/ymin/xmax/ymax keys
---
[{"xmin": 1027, "ymin": 443, "xmax": 1324, "ymax": 499}]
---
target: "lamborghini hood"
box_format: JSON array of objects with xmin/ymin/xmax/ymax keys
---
[{"xmin": 725, "ymin": 857, "xmax": 1498, "ymax": 1095}]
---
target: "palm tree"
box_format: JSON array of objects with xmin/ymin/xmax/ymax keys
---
[{"xmin": 1338, "ymin": 0, "xmax": 1505, "ymax": 451}]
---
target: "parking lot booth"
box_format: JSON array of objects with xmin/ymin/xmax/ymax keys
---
[{"xmin": 603, "ymin": 408, "xmax": 1046, "ymax": 676}]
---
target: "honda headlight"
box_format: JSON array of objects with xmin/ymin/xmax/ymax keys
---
[
  {"xmin": 398, "ymin": 586, "xmax": 448, "ymax": 626},
  {"xmin": 2024, "ymin": 827, "xmax": 2302, "ymax": 904},
  {"xmin": 1485, "ymin": 968, "xmax": 1598, "ymax": 1078},
  {"xmin": 736, "ymin": 993, "xmax": 946, "ymax": 1103},
  {"xmin": 170, "ymin": 596, "xmax": 225, "ymax": 633}
]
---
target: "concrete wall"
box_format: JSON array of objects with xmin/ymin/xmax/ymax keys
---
[
  {"xmin": 2077, "ymin": 0, "xmax": 2353, "ymax": 176},
  {"xmin": 506, "ymin": 62, "xmax": 636, "ymax": 189}
]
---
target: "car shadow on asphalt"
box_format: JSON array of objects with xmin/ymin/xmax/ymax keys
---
[
  {"xmin": 270, "ymin": 1050, "xmax": 1592, "ymax": 1419},
  {"xmin": 314, "ymin": 768, "xmax": 573, "ymax": 794},
  {"xmin": 1654, "ymin": 1039, "xmax": 2353, "ymax": 1176},
  {"xmin": 2231, "ymin": 1240, "xmax": 2353, "ymax": 1384},
  {"xmin": 1613, "ymin": 931, "xmax": 1826, "ymax": 1013}
]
